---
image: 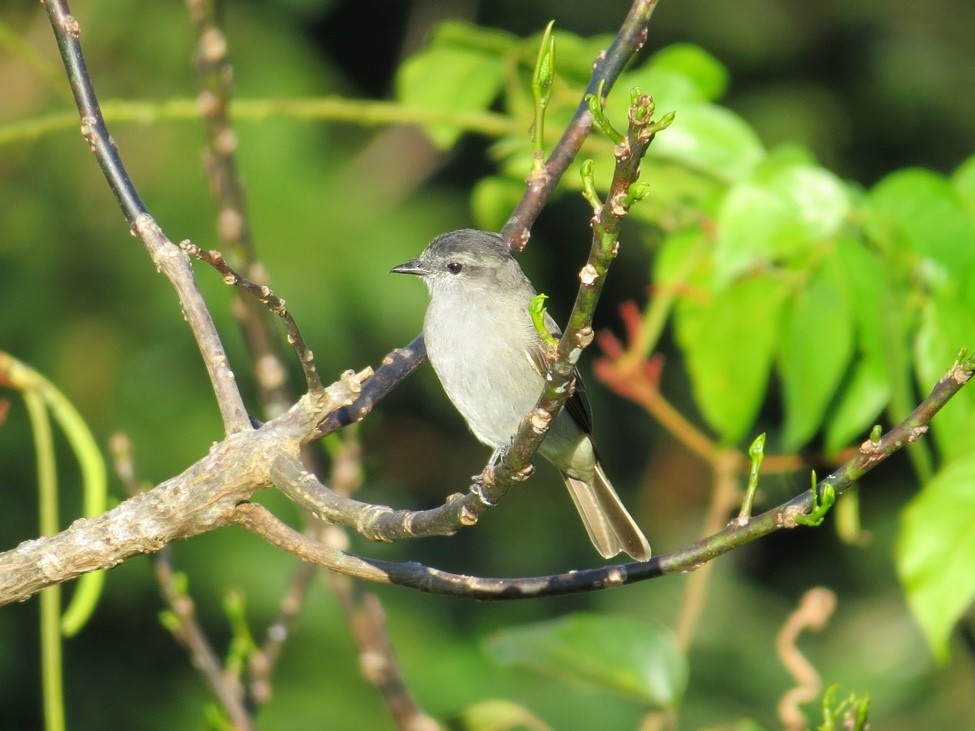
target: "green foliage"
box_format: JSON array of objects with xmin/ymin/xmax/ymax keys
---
[
  {"xmin": 395, "ymin": 21, "xmax": 512, "ymax": 148},
  {"xmin": 487, "ymin": 613, "xmax": 687, "ymax": 708},
  {"xmin": 398, "ymin": 20, "xmax": 975, "ymax": 671},
  {"xmin": 454, "ymin": 698, "xmax": 551, "ymax": 731},
  {"xmin": 898, "ymin": 452, "xmax": 975, "ymax": 659},
  {"xmin": 818, "ymin": 685, "xmax": 870, "ymax": 731},
  {"xmin": 3, "ymin": 3, "xmax": 975, "ymax": 729}
]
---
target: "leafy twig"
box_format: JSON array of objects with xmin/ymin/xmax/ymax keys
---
[{"xmin": 501, "ymin": 0, "xmax": 661, "ymax": 250}]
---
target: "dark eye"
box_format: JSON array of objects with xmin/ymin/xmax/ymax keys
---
[{"xmin": 446, "ymin": 261, "xmax": 463, "ymax": 274}]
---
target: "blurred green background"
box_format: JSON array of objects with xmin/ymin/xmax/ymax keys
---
[{"xmin": 1, "ymin": 1, "xmax": 974, "ymax": 728}]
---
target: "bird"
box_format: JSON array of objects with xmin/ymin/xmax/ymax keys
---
[{"xmin": 391, "ymin": 229, "xmax": 651, "ymax": 561}]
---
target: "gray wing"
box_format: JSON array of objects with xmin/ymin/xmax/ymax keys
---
[{"xmin": 527, "ymin": 311, "xmax": 594, "ymax": 436}]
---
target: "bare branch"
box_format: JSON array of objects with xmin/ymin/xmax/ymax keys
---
[
  {"xmin": 42, "ymin": 0, "xmax": 250, "ymax": 433},
  {"xmin": 0, "ymin": 370, "xmax": 369, "ymax": 606},
  {"xmin": 182, "ymin": 241, "xmax": 323, "ymax": 393},
  {"xmin": 315, "ymin": 336, "xmax": 426, "ymax": 437},
  {"xmin": 184, "ymin": 0, "xmax": 299, "ymax": 416}
]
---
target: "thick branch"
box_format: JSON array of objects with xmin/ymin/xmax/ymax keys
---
[{"xmin": 0, "ymin": 371, "xmax": 367, "ymax": 606}]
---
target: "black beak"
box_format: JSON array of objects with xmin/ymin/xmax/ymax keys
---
[{"xmin": 390, "ymin": 258, "xmax": 429, "ymax": 276}]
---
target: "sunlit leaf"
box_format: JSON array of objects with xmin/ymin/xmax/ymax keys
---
[
  {"xmin": 914, "ymin": 292, "xmax": 975, "ymax": 461},
  {"xmin": 865, "ymin": 168, "xmax": 975, "ymax": 283},
  {"xmin": 821, "ymin": 238, "xmax": 893, "ymax": 452},
  {"xmin": 824, "ymin": 358, "xmax": 889, "ymax": 455},
  {"xmin": 778, "ymin": 251, "xmax": 855, "ymax": 450},
  {"xmin": 713, "ymin": 164, "xmax": 852, "ymax": 285},
  {"xmin": 455, "ymin": 698, "xmax": 552, "ymax": 731},
  {"xmin": 653, "ymin": 227, "xmax": 711, "ymax": 290},
  {"xmin": 548, "ymin": 30, "xmax": 618, "ymax": 82},
  {"xmin": 898, "ymin": 453, "xmax": 975, "ymax": 660},
  {"xmin": 649, "ymin": 103, "xmax": 765, "ymax": 182},
  {"xmin": 432, "ymin": 20, "xmax": 520, "ymax": 54},
  {"xmin": 675, "ymin": 274, "xmax": 788, "ymax": 444},
  {"xmin": 647, "ymin": 43, "xmax": 729, "ymax": 102},
  {"xmin": 712, "ymin": 182, "xmax": 795, "ymax": 283},
  {"xmin": 618, "ymin": 67, "xmax": 708, "ymax": 111},
  {"xmin": 396, "ymin": 46, "xmax": 505, "ymax": 148},
  {"xmin": 951, "ymin": 153, "xmax": 975, "ymax": 219},
  {"xmin": 765, "ymin": 165, "xmax": 852, "ymax": 240},
  {"xmin": 487, "ymin": 613, "xmax": 687, "ymax": 708}
]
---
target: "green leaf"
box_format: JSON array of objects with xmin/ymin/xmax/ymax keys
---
[
  {"xmin": 547, "ymin": 30, "xmax": 617, "ymax": 83},
  {"xmin": 396, "ymin": 45, "xmax": 505, "ymax": 148},
  {"xmin": 646, "ymin": 43, "xmax": 729, "ymax": 102},
  {"xmin": 778, "ymin": 252, "xmax": 856, "ymax": 450},
  {"xmin": 471, "ymin": 176, "xmax": 524, "ymax": 231},
  {"xmin": 653, "ymin": 227, "xmax": 711, "ymax": 291},
  {"xmin": 823, "ymin": 237, "xmax": 891, "ymax": 453},
  {"xmin": 898, "ymin": 453, "xmax": 975, "ymax": 660},
  {"xmin": 455, "ymin": 699, "xmax": 552, "ymax": 731},
  {"xmin": 486, "ymin": 613, "xmax": 687, "ymax": 708},
  {"xmin": 675, "ymin": 274, "xmax": 789, "ymax": 444},
  {"xmin": 865, "ymin": 168, "xmax": 975, "ymax": 283},
  {"xmin": 617, "ymin": 67, "xmax": 707, "ymax": 110},
  {"xmin": 648, "ymin": 103, "xmax": 765, "ymax": 182},
  {"xmin": 432, "ymin": 20, "xmax": 519, "ymax": 55},
  {"xmin": 952, "ymin": 153, "xmax": 975, "ymax": 219},
  {"xmin": 712, "ymin": 182, "xmax": 796, "ymax": 283},
  {"xmin": 824, "ymin": 359, "xmax": 889, "ymax": 455},
  {"xmin": 913, "ymin": 292, "xmax": 975, "ymax": 461},
  {"xmin": 763, "ymin": 165, "xmax": 852, "ymax": 241},
  {"xmin": 713, "ymin": 164, "xmax": 852, "ymax": 285}
]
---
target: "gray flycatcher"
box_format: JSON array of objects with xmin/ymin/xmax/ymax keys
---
[{"xmin": 391, "ymin": 229, "xmax": 651, "ymax": 561}]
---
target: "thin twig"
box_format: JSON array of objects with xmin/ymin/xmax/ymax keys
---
[
  {"xmin": 247, "ymin": 561, "xmax": 315, "ymax": 707},
  {"xmin": 185, "ymin": 0, "xmax": 255, "ymax": 264},
  {"xmin": 331, "ymin": 577, "xmax": 439, "ymax": 731},
  {"xmin": 315, "ymin": 336, "xmax": 426, "ymax": 437},
  {"xmin": 182, "ymin": 241, "xmax": 323, "ymax": 393},
  {"xmin": 184, "ymin": 0, "xmax": 298, "ymax": 415},
  {"xmin": 673, "ymin": 450, "xmax": 741, "ymax": 652},
  {"xmin": 42, "ymin": 0, "xmax": 250, "ymax": 434},
  {"xmin": 501, "ymin": 0, "xmax": 660, "ymax": 250}
]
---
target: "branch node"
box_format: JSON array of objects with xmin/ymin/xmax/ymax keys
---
[{"xmin": 61, "ymin": 14, "xmax": 81, "ymax": 39}]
